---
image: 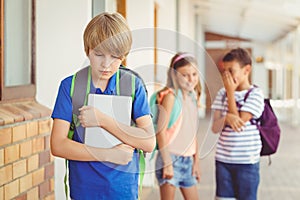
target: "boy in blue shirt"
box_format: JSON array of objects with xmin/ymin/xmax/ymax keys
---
[
  {"xmin": 211, "ymin": 48, "xmax": 264, "ymax": 200},
  {"xmin": 51, "ymin": 12, "xmax": 155, "ymax": 200}
]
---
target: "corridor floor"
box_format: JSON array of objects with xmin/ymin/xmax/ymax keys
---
[{"xmin": 141, "ymin": 119, "xmax": 300, "ymax": 200}]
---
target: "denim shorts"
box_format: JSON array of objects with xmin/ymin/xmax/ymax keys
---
[
  {"xmin": 155, "ymin": 153, "xmax": 197, "ymax": 188},
  {"xmin": 216, "ymin": 161, "xmax": 260, "ymax": 200}
]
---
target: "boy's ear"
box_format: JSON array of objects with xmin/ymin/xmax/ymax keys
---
[{"xmin": 244, "ymin": 64, "xmax": 251, "ymax": 74}]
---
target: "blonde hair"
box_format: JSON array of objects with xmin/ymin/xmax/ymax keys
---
[
  {"xmin": 83, "ymin": 12, "xmax": 132, "ymax": 58},
  {"xmin": 162, "ymin": 52, "xmax": 202, "ymax": 104}
]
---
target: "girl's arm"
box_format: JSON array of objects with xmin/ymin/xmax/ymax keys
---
[
  {"xmin": 50, "ymin": 118, "xmax": 134, "ymax": 164},
  {"xmin": 156, "ymin": 92, "xmax": 175, "ymax": 179},
  {"xmin": 156, "ymin": 93, "xmax": 175, "ymax": 166},
  {"xmin": 192, "ymin": 139, "xmax": 201, "ymax": 182}
]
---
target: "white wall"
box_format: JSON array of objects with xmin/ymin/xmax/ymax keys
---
[
  {"xmin": 251, "ymin": 43, "xmax": 268, "ymax": 97},
  {"xmin": 36, "ymin": 1, "xmax": 92, "ymax": 199},
  {"xmin": 177, "ymin": 0, "xmax": 196, "ymax": 53},
  {"xmin": 155, "ymin": 0, "xmax": 177, "ymax": 88},
  {"xmin": 126, "ymin": 0, "xmax": 155, "ymax": 85}
]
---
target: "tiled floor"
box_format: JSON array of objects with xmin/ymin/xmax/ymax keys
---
[{"xmin": 141, "ymin": 119, "xmax": 300, "ymax": 200}]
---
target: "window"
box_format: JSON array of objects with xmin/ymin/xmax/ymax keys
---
[{"xmin": 0, "ymin": 0, "xmax": 36, "ymax": 102}]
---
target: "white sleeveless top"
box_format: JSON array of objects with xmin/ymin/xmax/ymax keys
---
[{"xmin": 168, "ymin": 94, "xmax": 198, "ymax": 156}]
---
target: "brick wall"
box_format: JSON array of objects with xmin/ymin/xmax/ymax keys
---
[{"xmin": 0, "ymin": 101, "xmax": 54, "ymax": 200}]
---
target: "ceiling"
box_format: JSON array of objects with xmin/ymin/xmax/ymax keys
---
[{"xmin": 193, "ymin": 0, "xmax": 300, "ymax": 43}]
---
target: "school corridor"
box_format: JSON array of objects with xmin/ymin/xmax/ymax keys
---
[
  {"xmin": 141, "ymin": 117, "xmax": 300, "ymax": 200},
  {"xmin": 1, "ymin": 1, "xmax": 300, "ymax": 199}
]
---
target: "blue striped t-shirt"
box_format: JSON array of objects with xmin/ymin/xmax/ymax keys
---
[{"xmin": 211, "ymin": 86, "xmax": 264, "ymax": 164}]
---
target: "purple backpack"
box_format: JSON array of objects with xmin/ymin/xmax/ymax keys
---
[{"xmin": 244, "ymin": 87, "xmax": 281, "ymax": 156}]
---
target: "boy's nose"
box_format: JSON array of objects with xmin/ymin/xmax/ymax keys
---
[{"xmin": 102, "ymin": 58, "xmax": 113, "ymax": 68}]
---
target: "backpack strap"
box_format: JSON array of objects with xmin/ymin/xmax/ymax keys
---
[
  {"xmin": 117, "ymin": 66, "xmax": 136, "ymax": 100},
  {"xmin": 69, "ymin": 67, "xmax": 91, "ymax": 137},
  {"xmin": 72, "ymin": 67, "xmax": 91, "ymax": 116},
  {"xmin": 242, "ymin": 86, "xmax": 260, "ymax": 126},
  {"xmin": 65, "ymin": 66, "xmax": 91, "ymax": 199},
  {"xmin": 243, "ymin": 85, "xmax": 257, "ymax": 102}
]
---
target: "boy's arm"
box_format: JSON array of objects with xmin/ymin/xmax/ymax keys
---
[
  {"xmin": 212, "ymin": 110, "xmax": 225, "ymax": 133},
  {"xmin": 50, "ymin": 118, "xmax": 134, "ymax": 165},
  {"xmin": 226, "ymin": 90, "xmax": 252, "ymax": 130},
  {"xmin": 94, "ymin": 113, "xmax": 155, "ymax": 152},
  {"xmin": 226, "ymin": 90, "xmax": 253, "ymax": 122},
  {"xmin": 78, "ymin": 107, "xmax": 155, "ymax": 152},
  {"xmin": 223, "ymin": 71, "xmax": 253, "ymax": 130}
]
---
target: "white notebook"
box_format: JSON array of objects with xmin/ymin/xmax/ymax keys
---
[{"xmin": 85, "ymin": 94, "xmax": 132, "ymax": 148}]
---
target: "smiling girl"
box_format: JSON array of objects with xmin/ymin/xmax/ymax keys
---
[{"xmin": 153, "ymin": 52, "xmax": 202, "ymax": 200}]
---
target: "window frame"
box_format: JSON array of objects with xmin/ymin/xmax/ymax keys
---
[{"xmin": 0, "ymin": 0, "xmax": 36, "ymax": 102}]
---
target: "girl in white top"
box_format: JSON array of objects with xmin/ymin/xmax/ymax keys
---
[{"xmin": 154, "ymin": 52, "xmax": 202, "ymax": 200}]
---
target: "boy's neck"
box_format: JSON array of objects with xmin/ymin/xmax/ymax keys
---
[
  {"xmin": 236, "ymin": 81, "xmax": 251, "ymax": 91},
  {"xmin": 93, "ymin": 79, "xmax": 109, "ymax": 92}
]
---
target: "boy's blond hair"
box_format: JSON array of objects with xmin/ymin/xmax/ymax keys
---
[{"xmin": 83, "ymin": 12, "xmax": 132, "ymax": 58}]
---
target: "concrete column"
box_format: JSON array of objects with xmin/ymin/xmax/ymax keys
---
[{"xmin": 292, "ymin": 27, "xmax": 300, "ymax": 126}]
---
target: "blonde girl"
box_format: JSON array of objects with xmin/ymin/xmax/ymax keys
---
[{"xmin": 154, "ymin": 52, "xmax": 201, "ymax": 200}]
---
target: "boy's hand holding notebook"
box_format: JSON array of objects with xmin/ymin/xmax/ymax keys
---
[{"xmin": 84, "ymin": 94, "xmax": 132, "ymax": 148}]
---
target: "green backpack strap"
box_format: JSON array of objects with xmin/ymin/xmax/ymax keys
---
[
  {"xmin": 64, "ymin": 66, "xmax": 91, "ymax": 199},
  {"xmin": 138, "ymin": 150, "xmax": 145, "ymax": 200}
]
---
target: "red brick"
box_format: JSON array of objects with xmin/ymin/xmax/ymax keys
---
[
  {"xmin": 45, "ymin": 163, "xmax": 54, "ymax": 180},
  {"xmin": 19, "ymin": 173, "xmax": 33, "ymax": 193},
  {"xmin": 44, "ymin": 135, "xmax": 51, "ymax": 150},
  {"xmin": 20, "ymin": 140, "xmax": 33, "ymax": 158},
  {"xmin": 0, "ymin": 149, "xmax": 4, "ymax": 167},
  {"xmin": 39, "ymin": 150, "xmax": 50, "ymax": 167},
  {"xmin": 50, "ymin": 178, "xmax": 54, "ymax": 192},
  {"xmin": 4, "ymin": 144, "xmax": 19, "ymax": 164},
  {"xmin": 0, "ymin": 128, "xmax": 12, "ymax": 146},
  {"xmin": 32, "ymin": 168, "xmax": 44, "ymax": 186},
  {"xmin": 44, "ymin": 192, "xmax": 55, "ymax": 200},
  {"xmin": 27, "ymin": 187, "xmax": 38, "ymax": 200},
  {"xmin": 38, "ymin": 119, "xmax": 52, "ymax": 134},
  {"xmin": 4, "ymin": 179, "xmax": 19, "ymax": 200},
  {"xmin": 39, "ymin": 180, "xmax": 50, "ymax": 199},
  {"xmin": 0, "ymin": 111, "xmax": 14, "ymax": 125},
  {"xmin": 15, "ymin": 193, "xmax": 27, "ymax": 200},
  {"xmin": 32, "ymin": 137, "xmax": 45, "ymax": 153},
  {"xmin": 13, "ymin": 159, "xmax": 27, "ymax": 179},
  {"xmin": 0, "ymin": 186, "xmax": 3, "ymax": 200},
  {"xmin": 27, "ymin": 154, "xmax": 39, "ymax": 172},
  {"xmin": 12, "ymin": 124, "xmax": 26, "ymax": 142},
  {"xmin": 26, "ymin": 122, "xmax": 38, "ymax": 138},
  {"xmin": 0, "ymin": 164, "xmax": 12, "ymax": 185}
]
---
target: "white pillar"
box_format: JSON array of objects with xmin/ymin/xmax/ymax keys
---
[
  {"xmin": 195, "ymin": 14, "xmax": 206, "ymax": 118},
  {"xmin": 292, "ymin": 28, "xmax": 300, "ymax": 126}
]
